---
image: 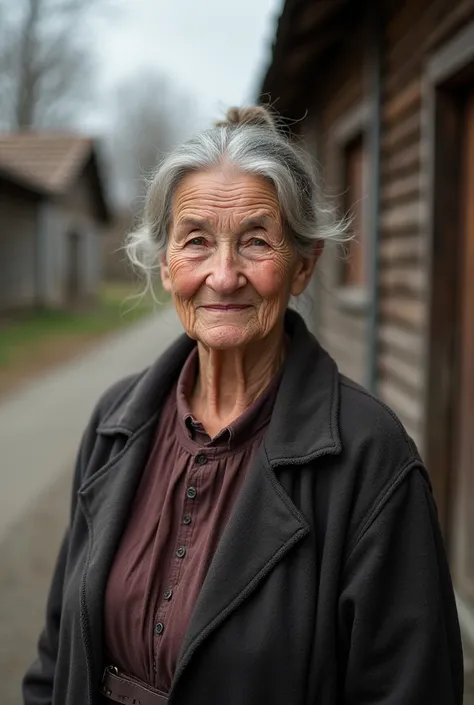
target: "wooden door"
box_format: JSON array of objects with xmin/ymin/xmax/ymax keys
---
[{"xmin": 450, "ymin": 92, "xmax": 474, "ymax": 606}]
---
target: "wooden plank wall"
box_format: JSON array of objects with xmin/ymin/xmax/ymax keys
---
[
  {"xmin": 379, "ymin": 0, "xmax": 474, "ymax": 452},
  {"xmin": 307, "ymin": 0, "xmax": 474, "ymax": 451},
  {"xmin": 313, "ymin": 34, "xmax": 368, "ymax": 386}
]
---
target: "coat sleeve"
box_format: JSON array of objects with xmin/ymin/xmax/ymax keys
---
[
  {"xmin": 338, "ymin": 465, "xmax": 464, "ymax": 705},
  {"xmin": 22, "ymin": 413, "xmax": 98, "ymax": 705}
]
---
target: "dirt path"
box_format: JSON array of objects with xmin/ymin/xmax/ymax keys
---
[{"xmin": 0, "ymin": 470, "xmax": 72, "ymax": 704}]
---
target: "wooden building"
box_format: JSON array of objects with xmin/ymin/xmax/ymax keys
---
[
  {"xmin": 261, "ymin": 0, "xmax": 474, "ymax": 664},
  {"xmin": 0, "ymin": 133, "xmax": 110, "ymax": 311}
]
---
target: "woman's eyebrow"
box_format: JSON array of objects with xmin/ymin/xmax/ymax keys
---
[
  {"xmin": 174, "ymin": 214, "xmax": 274, "ymax": 236},
  {"xmin": 239, "ymin": 215, "xmax": 272, "ymax": 231},
  {"xmin": 175, "ymin": 217, "xmax": 208, "ymax": 231}
]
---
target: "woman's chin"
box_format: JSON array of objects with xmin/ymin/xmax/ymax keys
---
[{"xmin": 196, "ymin": 324, "xmax": 256, "ymax": 350}]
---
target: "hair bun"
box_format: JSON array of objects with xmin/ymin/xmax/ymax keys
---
[{"xmin": 215, "ymin": 106, "xmax": 276, "ymax": 131}]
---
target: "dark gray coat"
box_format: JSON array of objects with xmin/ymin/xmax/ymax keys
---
[{"xmin": 23, "ymin": 310, "xmax": 463, "ymax": 705}]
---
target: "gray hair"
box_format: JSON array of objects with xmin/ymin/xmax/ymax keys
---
[{"xmin": 125, "ymin": 109, "xmax": 348, "ymax": 290}]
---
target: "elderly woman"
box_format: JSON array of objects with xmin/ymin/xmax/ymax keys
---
[{"xmin": 24, "ymin": 107, "xmax": 463, "ymax": 705}]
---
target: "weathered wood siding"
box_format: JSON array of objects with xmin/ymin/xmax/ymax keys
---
[
  {"xmin": 313, "ymin": 31, "xmax": 369, "ymax": 386},
  {"xmin": 378, "ymin": 0, "xmax": 474, "ymax": 452},
  {"xmin": 306, "ymin": 0, "xmax": 474, "ymax": 453}
]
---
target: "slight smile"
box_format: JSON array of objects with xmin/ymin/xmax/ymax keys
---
[{"xmin": 201, "ymin": 305, "xmax": 252, "ymax": 312}]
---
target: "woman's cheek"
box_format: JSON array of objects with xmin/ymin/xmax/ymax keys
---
[
  {"xmin": 249, "ymin": 257, "xmax": 291, "ymax": 299},
  {"xmin": 168, "ymin": 257, "xmax": 203, "ymax": 298}
]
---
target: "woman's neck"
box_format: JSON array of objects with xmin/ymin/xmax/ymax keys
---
[{"xmin": 190, "ymin": 325, "xmax": 285, "ymax": 437}]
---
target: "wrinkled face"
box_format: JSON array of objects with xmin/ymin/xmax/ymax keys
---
[{"xmin": 161, "ymin": 166, "xmax": 318, "ymax": 350}]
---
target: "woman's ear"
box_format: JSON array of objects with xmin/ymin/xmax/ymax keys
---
[
  {"xmin": 290, "ymin": 240, "xmax": 324, "ymax": 296},
  {"xmin": 160, "ymin": 255, "xmax": 172, "ymax": 293}
]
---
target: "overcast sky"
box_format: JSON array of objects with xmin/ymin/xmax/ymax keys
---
[{"xmin": 93, "ymin": 0, "xmax": 283, "ymax": 132}]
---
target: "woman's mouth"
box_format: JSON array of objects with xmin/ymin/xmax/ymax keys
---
[{"xmin": 201, "ymin": 304, "xmax": 252, "ymax": 312}]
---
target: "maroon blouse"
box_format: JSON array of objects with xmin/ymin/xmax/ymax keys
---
[{"xmin": 103, "ymin": 347, "xmax": 282, "ymax": 693}]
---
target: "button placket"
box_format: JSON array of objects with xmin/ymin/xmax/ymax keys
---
[
  {"xmin": 153, "ymin": 459, "xmax": 202, "ymax": 679},
  {"xmin": 165, "ymin": 467, "xmax": 198, "ymax": 593},
  {"xmin": 153, "ymin": 471, "xmax": 198, "ymax": 658}
]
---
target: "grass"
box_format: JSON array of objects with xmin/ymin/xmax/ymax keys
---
[{"xmin": 0, "ymin": 282, "xmax": 165, "ymax": 370}]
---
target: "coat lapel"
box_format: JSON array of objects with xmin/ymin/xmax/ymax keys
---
[
  {"xmin": 170, "ymin": 449, "xmax": 310, "ymax": 697},
  {"xmin": 77, "ymin": 417, "xmax": 158, "ymax": 697}
]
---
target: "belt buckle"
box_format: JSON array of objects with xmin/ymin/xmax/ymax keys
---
[{"xmin": 101, "ymin": 664, "xmax": 119, "ymax": 699}]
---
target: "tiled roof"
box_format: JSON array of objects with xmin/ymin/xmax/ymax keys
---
[{"xmin": 0, "ymin": 132, "xmax": 94, "ymax": 195}]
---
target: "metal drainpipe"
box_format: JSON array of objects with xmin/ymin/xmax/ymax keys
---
[{"xmin": 366, "ymin": 5, "xmax": 382, "ymax": 393}]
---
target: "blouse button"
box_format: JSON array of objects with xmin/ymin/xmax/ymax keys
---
[
  {"xmin": 164, "ymin": 588, "xmax": 173, "ymax": 601},
  {"xmin": 196, "ymin": 453, "xmax": 208, "ymax": 465},
  {"xmin": 176, "ymin": 546, "xmax": 186, "ymax": 559},
  {"xmin": 155, "ymin": 622, "xmax": 164, "ymax": 636},
  {"xmin": 183, "ymin": 514, "xmax": 192, "ymax": 525},
  {"xmin": 186, "ymin": 487, "xmax": 197, "ymax": 499}
]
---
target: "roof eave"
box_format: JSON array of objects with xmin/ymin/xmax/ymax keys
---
[
  {"xmin": 258, "ymin": 0, "xmax": 365, "ymax": 120},
  {"xmin": 0, "ymin": 166, "xmax": 50, "ymax": 198}
]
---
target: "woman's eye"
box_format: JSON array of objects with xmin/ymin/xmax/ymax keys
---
[
  {"xmin": 187, "ymin": 236, "xmax": 206, "ymax": 247},
  {"xmin": 250, "ymin": 238, "xmax": 268, "ymax": 248}
]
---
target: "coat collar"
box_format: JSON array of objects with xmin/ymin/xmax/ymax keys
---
[
  {"xmin": 97, "ymin": 308, "xmax": 341, "ymax": 465},
  {"xmin": 264, "ymin": 309, "xmax": 341, "ymax": 465}
]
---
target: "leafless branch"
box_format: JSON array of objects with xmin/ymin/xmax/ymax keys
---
[{"xmin": 0, "ymin": 0, "xmax": 111, "ymax": 130}]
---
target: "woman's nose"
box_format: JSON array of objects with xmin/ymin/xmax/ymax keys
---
[{"xmin": 205, "ymin": 246, "xmax": 246, "ymax": 294}]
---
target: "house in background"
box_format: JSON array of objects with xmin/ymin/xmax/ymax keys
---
[
  {"xmin": 0, "ymin": 133, "xmax": 110, "ymax": 312},
  {"xmin": 261, "ymin": 0, "xmax": 474, "ymax": 666}
]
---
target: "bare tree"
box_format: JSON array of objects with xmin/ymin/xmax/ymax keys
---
[
  {"xmin": 0, "ymin": 0, "xmax": 109, "ymax": 130},
  {"xmin": 107, "ymin": 70, "xmax": 196, "ymax": 210}
]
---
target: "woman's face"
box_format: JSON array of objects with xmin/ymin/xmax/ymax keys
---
[{"xmin": 161, "ymin": 166, "xmax": 318, "ymax": 350}]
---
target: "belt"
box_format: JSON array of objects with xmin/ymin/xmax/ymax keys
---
[{"xmin": 101, "ymin": 665, "xmax": 169, "ymax": 705}]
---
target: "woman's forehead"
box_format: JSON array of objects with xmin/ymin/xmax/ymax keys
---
[{"xmin": 171, "ymin": 168, "xmax": 281, "ymax": 224}]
